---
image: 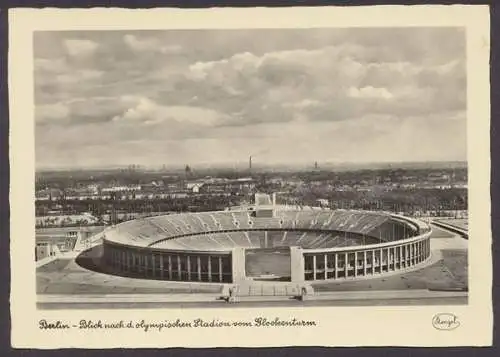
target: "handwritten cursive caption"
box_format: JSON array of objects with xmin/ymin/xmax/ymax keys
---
[{"xmin": 39, "ymin": 318, "xmax": 317, "ymax": 331}]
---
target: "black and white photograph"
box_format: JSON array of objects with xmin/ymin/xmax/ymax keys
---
[{"xmin": 9, "ymin": 6, "xmax": 491, "ymax": 348}]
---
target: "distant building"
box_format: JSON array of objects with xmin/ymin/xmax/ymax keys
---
[
  {"xmin": 186, "ymin": 181, "xmax": 204, "ymax": 193},
  {"xmin": 316, "ymin": 199, "xmax": 329, "ymax": 207},
  {"xmin": 87, "ymin": 184, "xmax": 99, "ymax": 195},
  {"xmin": 200, "ymin": 178, "xmax": 256, "ymax": 194},
  {"xmin": 101, "ymin": 185, "xmax": 141, "ymax": 193}
]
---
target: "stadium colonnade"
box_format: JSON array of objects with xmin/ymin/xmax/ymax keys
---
[{"xmin": 99, "ymin": 207, "xmax": 433, "ymax": 284}]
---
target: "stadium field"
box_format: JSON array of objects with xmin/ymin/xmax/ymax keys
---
[{"xmin": 245, "ymin": 248, "xmax": 291, "ymax": 280}]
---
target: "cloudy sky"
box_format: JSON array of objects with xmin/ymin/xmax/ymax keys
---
[{"xmin": 34, "ymin": 28, "xmax": 466, "ymax": 169}]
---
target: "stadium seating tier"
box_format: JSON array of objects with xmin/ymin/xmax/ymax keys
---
[{"xmin": 105, "ymin": 209, "xmax": 418, "ymax": 250}]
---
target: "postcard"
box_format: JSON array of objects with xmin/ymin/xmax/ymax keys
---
[{"xmin": 9, "ymin": 5, "xmax": 492, "ymax": 348}]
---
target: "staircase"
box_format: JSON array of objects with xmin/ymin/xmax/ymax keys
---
[{"xmin": 222, "ymin": 282, "xmax": 314, "ymax": 299}]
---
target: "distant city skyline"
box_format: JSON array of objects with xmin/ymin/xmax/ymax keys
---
[
  {"xmin": 35, "ymin": 28, "xmax": 466, "ymax": 169},
  {"xmin": 35, "ymin": 160, "xmax": 468, "ymax": 174}
]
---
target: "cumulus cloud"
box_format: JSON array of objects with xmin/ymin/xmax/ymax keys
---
[
  {"xmin": 33, "ymin": 28, "xmax": 467, "ymax": 168},
  {"xmin": 37, "ymin": 103, "xmax": 70, "ymax": 123},
  {"xmin": 178, "ymin": 45, "xmax": 465, "ymax": 129},
  {"xmin": 111, "ymin": 96, "xmax": 228, "ymax": 126},
  {"xmin": 283, "ymin": 99, "xmax": 321, "ymax": 109},
  {"xmin": 34, "ymin": 57, "xmax": 69, "ymax": 73},
  {"xmin": 124, "ymin": 34, "xmax": 183, "ymax": 54},
  {"xmin": 64, "ymin": 39, "xmax": 99, "ymax": 56},
  {"xmin": 55, "ymin": 69, "xmax": 104, "ymax": 84},
  {"xmin": 347, "ymin": 86, "xmax": 394, "ymax": 100}
]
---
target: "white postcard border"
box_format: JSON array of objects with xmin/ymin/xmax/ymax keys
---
[{"xmin": 9, "ymin": 5, "xmax": 492, "ymax": 348}]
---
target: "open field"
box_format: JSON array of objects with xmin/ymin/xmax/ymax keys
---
[{"xmin": 245, "ymin": 248, "xmax": 291, "ymax": 280}]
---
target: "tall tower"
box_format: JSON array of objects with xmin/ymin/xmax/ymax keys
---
[
  {"xmin": 185, "ymin": 164, "xmax": 192, "ymax": 178},
  {"xmin": 314, "ymin": 161, "xmax": 318, "ymax": 170},
  {"xmin": 249, "ymin": 156, "xmax": 252, "ymax": 171}
]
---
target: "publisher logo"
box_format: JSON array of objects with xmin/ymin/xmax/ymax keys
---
[{"xmin": 432, "ymin": 313, "xmax": 460, "ymax": 331}]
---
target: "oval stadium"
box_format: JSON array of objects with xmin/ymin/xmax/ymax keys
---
[{"xmin": 83, "ymin": 194, "xmax": 433, "ymax": 287}]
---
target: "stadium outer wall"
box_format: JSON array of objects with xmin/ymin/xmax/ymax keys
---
[{"xmin": 99, "ymin": 213, "xmax": 432, "ymax": 285}]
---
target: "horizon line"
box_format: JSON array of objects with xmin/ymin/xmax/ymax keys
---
[{"xmin": 35, "ymin": 159, "xmax": 468, "ymax": 172}]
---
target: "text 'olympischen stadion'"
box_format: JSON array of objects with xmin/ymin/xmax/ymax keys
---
[{"xmin": 39, "ymin": 318, "xmax": 318, "ymax": 332}]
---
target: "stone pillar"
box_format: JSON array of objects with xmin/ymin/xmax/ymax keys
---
[
  {"xmin": 405, "ymin": 244, "xmax": 409, "ymax": 266},
  {"xmin": 290, "ymin": 246, "xmax": 305, "ymax": 284},
  {"xmin": 177, "ymin": 255, "xmax": 182, "ymax": 280},
  {"xmin": 168, "ymin": 255, "xmax": 172, "ymax": 280},
  {"xmin": 231, "ymin": 247, "xmax": 246, "ymax": 283},
  {"xmin": 312, "ymin": 255, "xmax": 317, "ymax": 280},
  {"xmin": 354, "ymin": 252, "xmax": 357, "ymax": 277},
  {"xmin": 208, "ymin": 255, "xmax": 212, "ymax": 282},
  {"xmin": 160, "ymin": 254, "xmax": 164, "ymax": 278},
  {"xmin": 399, "ymin": 245, "xmax": 406, "ymax": 269},
  {"xmin": 363, "ymin": 251, "xmax": 367, "ymax": 276},
  {"xmin": 379, "ymin": 249, "xmax": 383, "ymax": 272},
  {"xmin": 334, "ymin": 253, "xmax": 338, "ymax": 279},
  {"xmin": 218, "ymin": 256, "xmax": 223, "ymax": 282},
  {"xmin": 187, "ymin": 255, "xmax": 191, "ymax": 280},
  {"xmin": 344, "ymin": 252, "xmax": 348, "ymax": 277},
  {"xmin": 371, "ymin": 250, "xmax": 375, "ymax": 274},
  {"xmin": 399, "ymin": 246, "xmax": 403, "ymax": 269},
  {"xmin": 197, "ymin": 256, "xmax": 202, "ymax": 281},
  {"xmin": 324, "ymin": 254, "xmax": 328, "ymax": 280}
]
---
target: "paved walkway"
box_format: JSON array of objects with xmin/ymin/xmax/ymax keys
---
[
  {"xmin": 38, "ymin": 287, "xmax": 466, "ymax": 305},
  {"xmin": 430, "ymin": 236, "xmax": 468, "ymax": 251},
  {"xmin": 38, "ymin": 293, "xmax": 223, "ymax": 304}
]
